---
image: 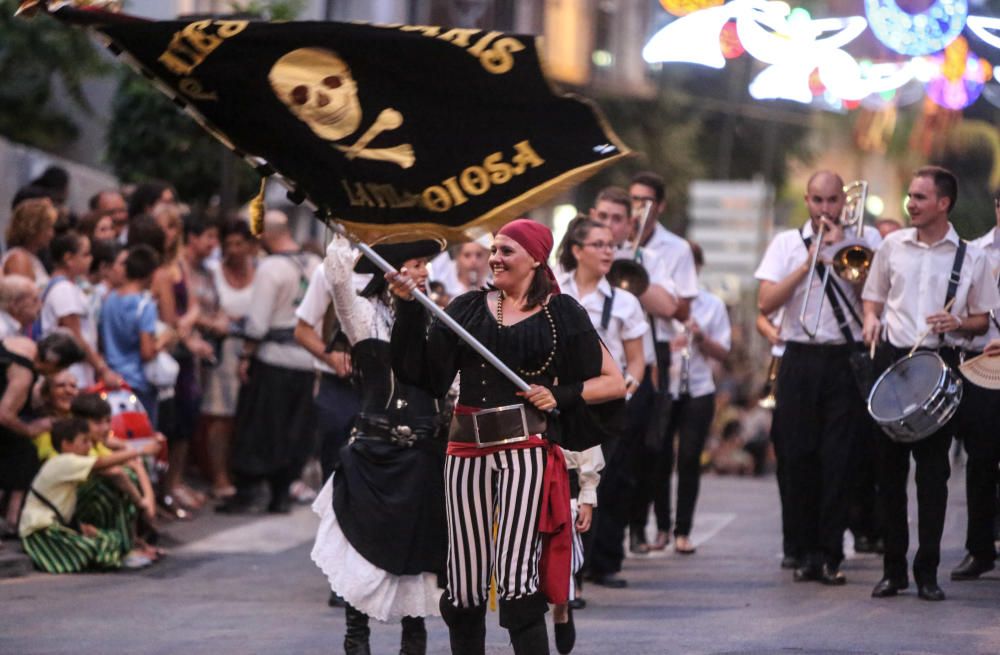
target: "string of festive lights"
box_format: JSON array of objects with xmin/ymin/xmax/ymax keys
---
[{"xmin": 642, "ymin": 0, "xmax": 998, "ymax": 111}]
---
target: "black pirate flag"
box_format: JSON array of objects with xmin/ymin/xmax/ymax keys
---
[{"xmin": 38, "ymin": 4, "xmax": 631, "ymax": 244}]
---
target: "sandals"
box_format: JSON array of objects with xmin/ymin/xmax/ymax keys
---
[{"xmin": 674, "ymin": 535, "xmax": 697, "ymax": 554}]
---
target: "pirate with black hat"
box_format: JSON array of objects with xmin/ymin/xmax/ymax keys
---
[{"xmin": 311, "ymin": 234, "xmax": 449, "ymax": 655}]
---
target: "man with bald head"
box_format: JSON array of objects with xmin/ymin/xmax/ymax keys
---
[
  {"xmin": 0, "ymin": 275, "xmax": 40, "ymax": 338},
  {"xmin": 221, "ymin": 209, "xmax": 321, "ymax": 514},
  {"xmin": 755, "ymin": 171, "xmax": 883, "ymax": 585}
]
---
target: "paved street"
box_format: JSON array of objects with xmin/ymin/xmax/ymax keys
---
[{"xmin": 2, "ymin": 470, "xmax": 999, "ymax": 655}]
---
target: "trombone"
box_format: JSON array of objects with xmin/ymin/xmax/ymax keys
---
[
  {"xmin": 798, "ymin": 180, "xmax": 872, "ymax": 340},
  {"xmin": 607, "ymin": 198, "xmax": 654, "ymax": 296}
]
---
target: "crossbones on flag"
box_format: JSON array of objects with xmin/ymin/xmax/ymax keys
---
[{"xmin": 28, "ymin": 2, "xmax": 632, "ymax": 244}]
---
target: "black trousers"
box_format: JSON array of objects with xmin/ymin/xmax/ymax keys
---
[
  {"xmin": 873, "ymin": 346, "xmax": 989, "ymax": 582},
  {"xmin": 847, "ymin": 419, "xmax": 883, "ymax": 543},
  {"xmin": 628, "ymin": 364, "xmax": 674, "ymax": 537},
  {"xmin": 636, "ymin": 393, "xmax": 716, "ymax": 537},
  {"xmin": 315, "ymin": 373, "xmax": 362, "ymax": 480},
  {"xmin": 588, "ymin": 372, "xmax": 652, "ymax": 576},
  {"xmin": 769, "ymin": 380, "xmax": 798, "ymax": 559},
  {"xmin": 957, "ymin": 363, "xmax": 1000, "ymax": 561},
  {"xmin": 776, "ymin": 342, "xmax": 866, "ymax": 567}
]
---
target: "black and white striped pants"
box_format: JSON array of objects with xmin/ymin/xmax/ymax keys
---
[{"xmin": 444, "ymin": 447, "xmax": 547, "ymax": 608}]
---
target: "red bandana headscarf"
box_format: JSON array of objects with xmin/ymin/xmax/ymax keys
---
[{"xmin": 496, "ymin": 218, "xmax": 560, "ymax": 294}]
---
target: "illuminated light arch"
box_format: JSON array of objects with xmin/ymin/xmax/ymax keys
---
[
  {"xmin": 642, "ymin": 1, "xmax": 740, "ymax": 67},
  {"xmin": 864, "ymin": 0, "xmax": 969, "ymax": 56},
  {"xmin": 924, "ymin": 36, "xmax": 993, "ymax": 109},
  {"xmin": 967, "ymin": 16, "xmax": 1000, "ymax": 50}
]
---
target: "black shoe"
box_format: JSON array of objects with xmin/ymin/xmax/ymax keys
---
[
  {"xmin": 793, "ymin": 563, "xmax": 821, "ymax": 582},
  {"xmin": 344, "ymin": 605, "xmax": 371, "ymax": 655},
  {"xmin": 819, "ymin": 563, "xmax": 846, "ymax": 586},
  {"xmin": 871, "ymin": 577, "xmax": 908, "ymax": 598},
  {"xmin": 588, "ymin": 573, "xmax": 628, "ymax": 588},
  {"xmin": 567, "ymin": 598, "xmax": 586, "ymax": 610},
  {"xmin": 554, "ymin": 608, "xmax": 575, "ymax": 655},
  {"xmin": 400, "ymin": 616, "xmax": 427, "ymax": 655},
  {"xmin": 328, "ymin": 591, "xmax": 346, "ymax": 608},
  {"xmin": 950, "ymin": 554, "xmax": 995, "ymax": 580},
  {"xmin": 917, "ymin": 582, "xmax": 946, "ymax": 601},
  {"xmin": 780, "ymin": 555, "xmax": 800, "ymax": 570}
]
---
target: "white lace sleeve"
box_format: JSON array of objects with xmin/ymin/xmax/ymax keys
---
[{"xmin": 324, "ymin": 236, "xmax": 375, "ymax": 344}]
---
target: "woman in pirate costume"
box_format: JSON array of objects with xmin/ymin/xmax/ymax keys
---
[
  {"xmin": 388, "ymin": 219, "xmax": 626, "ymax": 655},
  {"xmin": 311, "ymin": 235, "xmax": 448, "ymax": 655}
]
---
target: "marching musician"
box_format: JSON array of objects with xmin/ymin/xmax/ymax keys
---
[
  {"xmin": 861, "ymin": 166, "xmax": 1000, "ymax": 601},
  {"xmin": 755, "ymin": 171, "xmax": 882, "ymax": 586},
  {"xmin": 583, "ymin": 186, "xmax": 658, "ymax": 588},
  {"xmin": 947, "ymin": 187, "xmax": 1000, "ymax": 582},
  {"xmin": 662, "ymin": 242, "xmax": 731, "ymax": 555},
  {"xmin": 624, "ymin": 172, "xmax": 699, "ymax": 555}
]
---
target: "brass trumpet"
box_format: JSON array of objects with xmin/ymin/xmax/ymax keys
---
[
  {"xmin": 607, "ymin": 198, "xmax": 653, "ymax": 296},
  {"xmin": 799, "ymin": 180, "xmax": 872, "ymax": 339}
]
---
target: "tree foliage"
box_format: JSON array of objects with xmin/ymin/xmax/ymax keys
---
[
  {"xmin": 0, "ymin": 0, "xmax": 111, "ymax": 150},
  {"xmin": 105, "ymin": 0, "xmax": 306, "ymax": 205},
  {"xmin": 105, "ymin": 72, "xmax": 258, "ymax": 205}
]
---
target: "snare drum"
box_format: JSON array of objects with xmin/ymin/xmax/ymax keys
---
[{"xmin": 867, "ymin": 350, "xmax": 963, "ymax": 443}]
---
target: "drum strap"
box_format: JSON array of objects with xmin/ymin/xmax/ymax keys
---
[
  {"xmin": 941, "ymin": 240, "xmax": 967, "ymax": 344},
  {"xmin": 601, "ymin": 287, "xmax": 616, "ymax": 331}
]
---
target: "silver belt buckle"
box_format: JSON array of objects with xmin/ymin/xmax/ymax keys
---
[{"xmin": 472, "ymin": 404, "xmax": 530, "ymax": 448}]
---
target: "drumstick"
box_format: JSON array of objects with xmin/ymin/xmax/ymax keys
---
[
  {"xmin": 870, "ymin": 337, "xmax": 877, "ymax": 360},
  {"xmin": 908, "ymin": 297, "xmax": 957, "ymax": 357}
]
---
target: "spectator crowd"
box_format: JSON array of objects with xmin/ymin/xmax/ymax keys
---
[{"xmin": 0, "ymin": 167, "xmax": 263, "ymax": 572}]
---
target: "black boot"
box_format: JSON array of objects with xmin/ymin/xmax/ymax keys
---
[
  {"xmin": 344, "ymin": 604, "xmax": 371, "ymax": 655},
  {"xmin": 439, "ymin": 595, "xmax": 486, "ymax": 655},
  {"xmin": 499, "ymin": 593, "xmax": 550, "ymax": 655},
  {"xmin": 508, "ymin": 617, "xmax": 550, "ymax": 655},
  {"xmin": 400, "ymin": 616, "xmax": 426, "ymax": 655}
]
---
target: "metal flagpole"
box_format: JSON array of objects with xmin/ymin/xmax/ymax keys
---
[{"xmin": 334, "ymin": 226, "xmax": 533, "ymax": 394}]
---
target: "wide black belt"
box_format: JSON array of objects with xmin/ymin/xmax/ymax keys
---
[
  {"xmin": 352, "ymin": 413, "xmax": 438, "ymax": 448},
  {"xmin": 449, "ymin": 404, "xmax": 547, "ymax": 447}
]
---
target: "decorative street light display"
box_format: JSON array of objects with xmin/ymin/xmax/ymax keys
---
[{"xmin": 643, "ymin": 0, "xmax": 1000, "ymax": 111}]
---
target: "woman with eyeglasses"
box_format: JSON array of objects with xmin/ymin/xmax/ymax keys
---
[{"xmin": 549, "ymin": 216, "xmax": 647, "ymax": 652}]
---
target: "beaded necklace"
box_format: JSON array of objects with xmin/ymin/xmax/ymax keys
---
[{"xmin": 495, "ymin": 290, "xmax": 558, "ymax": 377}]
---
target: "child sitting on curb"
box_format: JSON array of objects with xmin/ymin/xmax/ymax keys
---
[
  {"xmin": 72, "ymin": 393, "xmax": 163, "ymax": 563},
  {"xmin": 19, "ymin": 418, "xmax": 163, "ymax": 573}
]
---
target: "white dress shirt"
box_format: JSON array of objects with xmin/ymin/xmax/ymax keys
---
[
  {"xmin": 245, "ymin": 252, "xmax": 320, "ymax": 371},
  {"xmin": 755, "ymin": 222, "xmax": 882, "ymax": 345},
  {"xmin": 862, "ymin": 225, "xmax": 1000, "ymax": 349},
  {"xmin": 668, "ymin": 289, "xmax": 731, "ymax": 398},
  {"xmin": 559, "ymin": 272, "xmax": 648, "ymax": 371},
  {"xmin": 968, "ymin": 226, "xmax": 1000, "ymax": 350},
  {"xmin": 616, "ymin": 223, "xmax": 698, "ymax": 343}
]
